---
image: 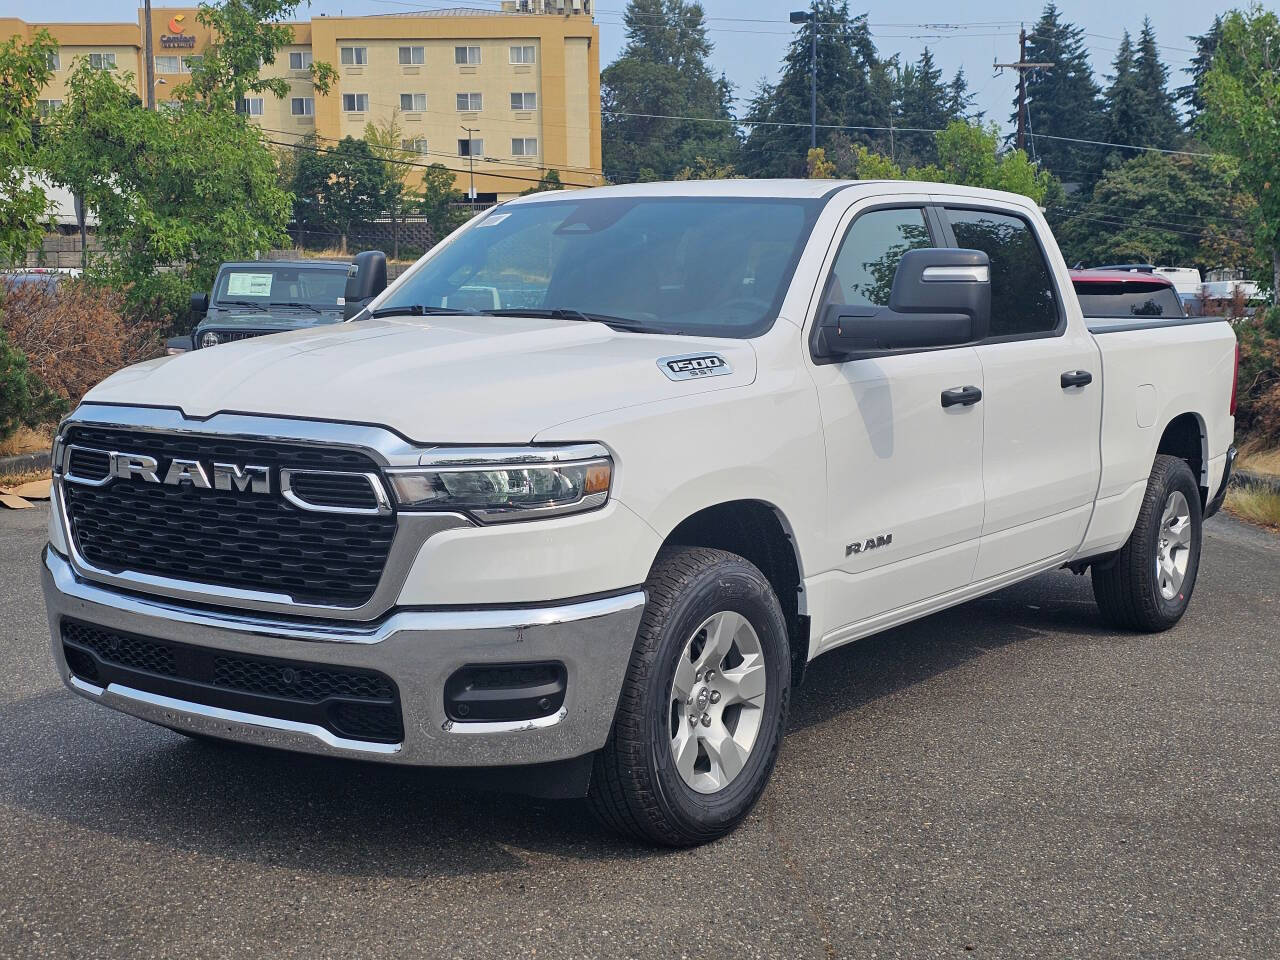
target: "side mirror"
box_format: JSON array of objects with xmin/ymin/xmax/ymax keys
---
[
  {"xmin": 190, "ymin": 291, "xmax": 209, "ymax": 321},
  {"xmin": 344, "ymin": 250, "xmax": 388, "ymax": 319},
  {"xmin": 814, "ymin": 248, "xmax": 990, "ymax": 361}
]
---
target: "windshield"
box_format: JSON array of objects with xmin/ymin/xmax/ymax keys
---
[
  {"xmin": 212, "ymin": 265, "xmax": 348, "ymax": 308},
  {"xmin": 1074, "ymin": 281, "xmax": 1184, "ymax": 319},
  {"xmin": 377, "ymin": 196, "xmax": 821, "ymax": 337}
]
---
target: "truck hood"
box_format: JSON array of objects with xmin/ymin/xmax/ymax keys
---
[{"xmin": 85, "ymin": 315, "xmax": 757, "ymax": 443}]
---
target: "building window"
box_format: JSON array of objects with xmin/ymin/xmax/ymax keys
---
[
  {"xmin": 510, "ymin": 92, "xmax": 537, "ymax": 110},
  {"xmin": 46, "ymin": 52, "xmax": 60, "ymax": 71},
  {"xmin": 88, "ymin": 52, "xmax": 117, "ymax": 71},
  {"xmin": 511, "ymin": 137, "xmax": 538, "ymax": 157},
  {"xmin": 458, "ymin": 138, "xmax": 483, "ymax": 157},
  {"xmin": 291, "ymin": 97, "xmax": 314, "ymax": 117},
  {"xmin": 236, "ymin": 97, "xmax": 264, "ymax": 116},
  {"xmin": 456, "ymin": 92, "xmax": 482, "ymax": 112},
  {"xmin": 401, "ymin": 138, "xmax": 429, "ymax": 154},
  {"xmin": 289, "ymin": 51, "xmax": 313, "ymax": 70},
  {"xmin": 510, "ymin": 45, "xmax": 536, "ymax": 64},
  {"xmin": 154, "ymin": 55, "xmax": 187, "ymax": 74},
  {"xmin": 36, "ymin": 99, "xmax": 62, "ymax": 117},
  {"xmin": 184, "ymin": 55, "xmax": 203, "ymax": 72},
  {"xmin": 398, "ymin": 46, "xmax": 425, "ymax": 65},
  {"xmin": 340, "ymin": 46, "xmax": 368, "ymax": 66},
  {"xmin": 341, "ymin": 93, "xmax": 369, "ymax": 113},
  {"xmin": 400, "ymin": 93, "xmax": 427, "ymax": 112},
  {"xmin": 455, "ymin": 45, "xmax": 481, "ymax": 65}
]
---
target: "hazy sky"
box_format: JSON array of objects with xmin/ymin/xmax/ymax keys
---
[{"xmin": 1, "ymin": 0, "xmax": 1232, "ymax": 129}]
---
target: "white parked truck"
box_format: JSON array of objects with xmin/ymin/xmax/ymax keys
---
[{"xmin": 43, "ymin": 181, "xmax": 1238, "ymax": 845}]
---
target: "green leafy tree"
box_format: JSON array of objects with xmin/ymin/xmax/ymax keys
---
[
  {"xmin": 364, "ymin": 110, "xmax": 415, "ymax": 258},
  {"xmin": 520, "ymin": 169, "xmax": 564, "ymax": 195},
  {"xmin": 292, "ymin": 136, "xmax": 395, "ymax": 253},
  {"xmin": 1056, "ymin": 152, "xmax": 1255, "ymax": 270},
  {"xmin": 602, "ymin": 0, "xmax": 739, "ymax": 182},
  {"xmin": 674, "ymin": 157, "xmax": 739, "ymax": 180},
  {"xmin": 409, "ymin": 162, "xmax": 470, "ymax": 240},
  {"xmin": 42, "ymin": 62, "xmax": 291, "ymax": 326},
  {"xmin": 0, "ymin": 329, "xmax": 66, "ymax": 442},
  {"xmin": 741, "ymin": 2, "xmax": 893, "ymax": 178},
  {"xmin": 1200, "ymin": 5, "xmax": 1280, "ymax": 295},
  {"xmin": 0, "ymin": 30, "xmax": 55, "ymax": 266},
  {"xmin": 1178, "ymin": 15, "xmax": 1224, "ymax": 121},
  {"xmin": 1015, "ymin": 4, "xmax": 1106, "ymax": 186},
  {"xmin": 181, "ymin": 0, "xmax": 336, "ymax": 111}
]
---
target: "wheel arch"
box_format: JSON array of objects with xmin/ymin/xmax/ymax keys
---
[
  {"xmin": 1155, "ymin": 411, "xmax": 1209, "ymax": 506},
  {"xmin": 658, "ymin": 499, "xmax": 810, "ymax": 685}
]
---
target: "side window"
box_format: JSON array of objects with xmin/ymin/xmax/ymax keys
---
[
  {"xmin": 821, "ymin": 208, "xmax": 932, "ymax": 310},
  {"xmin": 946, "ymin": 208, "xmax": 1058, "ymax": 338}
]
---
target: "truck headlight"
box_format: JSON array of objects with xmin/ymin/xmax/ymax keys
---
[{"xmin": 387, "ymin": 454, "xmax": 612, "ymax": 522}]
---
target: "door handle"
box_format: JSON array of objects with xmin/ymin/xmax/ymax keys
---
[
  {"xmin": 941, "ymin": 385, "xmax": 983, "ymax": 408},
  {"xmin": 1061, "ymin": 370, "xmax": 1093, "ymax": 389}
]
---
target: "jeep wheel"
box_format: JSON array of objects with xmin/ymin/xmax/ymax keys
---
[
  {"xmin": 1092, "ymin": 454, "xmax": 1203, "ymax": 632},
  {"xmin": 588, "ymin": 546, "xmax": 791, "ymax": 846}
]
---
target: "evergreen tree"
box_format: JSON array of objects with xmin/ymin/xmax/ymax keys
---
[
  {"xmin": 895, "ymin": 48, "xmax": 950, "ymax": 166},
  {"xmin": 1178, "ymin": 15, "xmax": 1223, "ymax": 123},
  {"xmin": 1132, "ymin": 18, "xmax": 1181, "ymax": 149},
  {"xmin": 601, "ymin": 0, "xmax": 739, "ymax": 182},
  {"xmin": 740, "ymin": 2, "xmax": 892, "ymax": 178},
  {"xmin": 945, "ymin": 67, "xmax": 978, "ymax": 123},
  {"xmin": 1014, "ymin": 3, "xmax": 1106, "ymax": 186},
  {"xmin": 1102, "ymin": 32, "xmax": 1142, "ymax": 167}
]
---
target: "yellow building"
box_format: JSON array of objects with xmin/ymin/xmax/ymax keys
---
[{"xmin": 3, "ymin": 4, "xmax": 602, "ymax": 201}]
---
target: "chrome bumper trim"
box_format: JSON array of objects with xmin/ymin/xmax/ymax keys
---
[{"xmin": 44, "ymin": 549, "xmax": 646, "ymax": 766}]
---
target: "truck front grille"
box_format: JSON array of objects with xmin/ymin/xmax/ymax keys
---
[
  {"xmin": 60, "ymin": 426, "xmax": 396, "ymax": 607},
  {"xmin": 61, "ymin": 618, "xmax": 404, "ymax": 744}
]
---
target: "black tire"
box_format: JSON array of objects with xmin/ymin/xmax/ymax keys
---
[
  {"xmin": 1092, "ymin": 454, "xmax": 1203, "ymax": 632},
  {"xmin": 588, "ymin": 546, "xmax": 791, "ymax": 846}
]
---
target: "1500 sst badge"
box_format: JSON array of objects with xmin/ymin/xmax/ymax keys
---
[{"xmin": 658, "ymin": 353, "xmax": 733, "ymax": 381}]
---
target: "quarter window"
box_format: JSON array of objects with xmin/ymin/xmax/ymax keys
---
[
  {"xmin": 398, "ymin": 45, "xmax": 425, "ymax": 65},
  {"xmin": 510, "ymin": 45, "xmax": 536, "ymax": 64},
  {"xmin": 340, "ymin": 46, "xmax": 367, "ymax": 66},
  {"xmin": 945, "ymin": 208, "xmax": 1058, "ymax": 338},
  {"xmin": 401, "ymin": 92, "xmax": 427, "ymax": 112},
  {"xmin": 510, "ymin": 92, "xmax": 537, "ymax": 110},
  {"xmin": 455, "ymin": 45, "xmax": 481, "ymax": 65},
  {"xmin": 456, "ymin": 92, "xmax": 482, "ymax": 111},
  {"xmin": 822, "ymin": 207, "xmax": 933, "ymax": 310},
  {"xmin": 289, "ymin": 50, "xmax": 313, "ymax": 70}
]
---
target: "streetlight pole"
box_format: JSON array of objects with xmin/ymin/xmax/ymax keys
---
[
  {"xmin": 143, "ymin": 0, "xmax": 156, "ymax": 109},
  {"xmin": 460, "ymin": 125, "xmax": 477, "ymax": 212},
  {"xmin": 790, "ymin": 8, "xmax": 816, "ymax": 150}
]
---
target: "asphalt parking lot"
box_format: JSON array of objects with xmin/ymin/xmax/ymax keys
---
[{"xmin": 1, "ymin": 505, "xmax": 1277, "ymax": 959}]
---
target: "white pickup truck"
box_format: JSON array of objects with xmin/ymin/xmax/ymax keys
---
[{"xmin": 42, "ymin": 181, "xmax": 1238, "ymax": 846}]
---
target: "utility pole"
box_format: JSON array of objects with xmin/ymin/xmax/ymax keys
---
[
  {"xmin": 994, "ymin": 25, "xmax": 1053, "ymax": 153},
  {"xmin": 790, "ymin": 8, "xmax": 817, "ymax": 150},
  {"xmin": 460, "ymin": 125, "xmax": 477, "ymax": 211},
  {"xmin": 143, "ymin": 0, "xmax": 156, "ymax": 109}
]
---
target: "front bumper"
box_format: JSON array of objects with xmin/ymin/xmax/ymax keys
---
[{"xmin": 42, "ymin": 547, "xmax": 644, "ymax": 767}]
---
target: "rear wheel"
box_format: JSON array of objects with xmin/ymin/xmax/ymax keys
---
[
  {"xmin": 588, "ymin": 546, "xmax": 791, "ymax": 846},
  {"xmin": 1092, "ymin": 454, "xmax": 1203, "ymax": 632}
]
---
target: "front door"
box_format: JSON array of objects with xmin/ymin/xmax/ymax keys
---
[
  {"xmin": 938, "ymin": 205, "xmax": 1103, "ymax": 580},
  {"xmin": 807, "ymin": 202, "xmax": 986, "ymax": 645}
]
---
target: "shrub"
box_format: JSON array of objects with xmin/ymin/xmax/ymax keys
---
[
  {"xmin": 1234, "ymin": 311, "xmax": 1280, "ymax": 444},
  {"xmin": 0, "ymin": 329, "xmax": 66, "ymax": 443},
  {"xmin": 0, "ymin": 278, "xmax": 163, "ymax": 407}
]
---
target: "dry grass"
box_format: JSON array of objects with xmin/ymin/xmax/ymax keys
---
[
  {"xmin": 1225, "ymin": 485, "xmax": 1280, "ymax": 530},
  {"xmin": 0, "ymin": 424, "xmax": 53, "ymax": 459},
  {"xmin": 1237, "ymin": 441, "xmax": 1280, "ymax": 478},
  {"xmin": 282, "ymin": 247, "xmax": 417, "ymax": 266},
  {"xmin": 0, "ymin": 469, "xmax": 50, "ymax": 488}
]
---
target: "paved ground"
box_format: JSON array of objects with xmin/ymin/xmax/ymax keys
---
[{"xmin": 1, "ymin": 505, "xmax": 1277, "ymax": 959}]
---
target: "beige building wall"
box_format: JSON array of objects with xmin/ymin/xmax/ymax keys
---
[{"xmin": 7, "ymin": 7, "xmax": 602, "ymax": 201}]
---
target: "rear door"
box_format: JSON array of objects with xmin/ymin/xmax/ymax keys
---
[
  {"xmin": 807, "ymin": 200, "xmax": 986, "ymax": 639},
  {"xmin": 938, "ymin": 204, "xmax": 1102, "ymax": 580}
]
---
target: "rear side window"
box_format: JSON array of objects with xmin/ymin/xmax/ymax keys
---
[
  {"xmin": 1074, "ymin": 282, "xmax": 1184, "ymax": 318},
  {"xmin": 821, "ymin": 207, "xmax": 933, "ymax": 310},
  {"xmin": 946, "ymin": 208, "xmax": 1058, "ymax": 338}
]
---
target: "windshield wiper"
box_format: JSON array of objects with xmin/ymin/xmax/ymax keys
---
[
  {"xmin": 481, "ymin": 308, "xmax": 658, "ymax": 332},
  {"xmin": 216, "ymin": 299, "xmax": 270, "ymax": 312},
  {"xmin": 369, "ymin": 304, "xmax": 477, "ymax": 318},
  {"xmin": 270, "ymin": 300, "xmax": 323, "ymax": 314}
]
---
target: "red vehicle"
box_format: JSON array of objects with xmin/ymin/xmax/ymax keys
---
[{"xmin": 1069, "ymin": 269, "xmax": 1185, "ymax": 320}]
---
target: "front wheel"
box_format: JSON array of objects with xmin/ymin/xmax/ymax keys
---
[
  {"xmin": 588, "ymin": 547, "xmax": 791, "ymax": 846},
  {"xmin": 1092, "ymin": 454, "xmax": 1203, "ymax": 632}
]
